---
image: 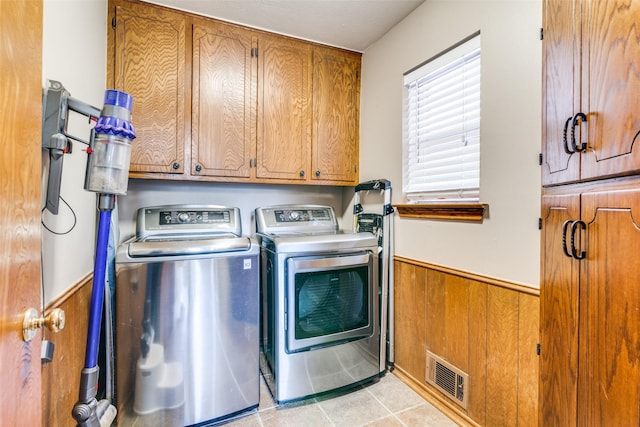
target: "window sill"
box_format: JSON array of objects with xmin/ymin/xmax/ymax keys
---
[{"xmin": 395, "ymin": 202, "xmax": 488, "ymax": 222}]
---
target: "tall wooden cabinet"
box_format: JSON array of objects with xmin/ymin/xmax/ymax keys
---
[
  {"xmin": 540, "ymin": 193, "xmax": 580, "ymax": 426},
  {"xmin": 541, "ymin": 185, "xmax": 640, "ymax": 425},
  {"xmin": 107, "ymin": 0, "xmax": 360, "ymax": 185},
  {"xmin": 540, "ymin": 0, "xmax": 640, "ymax": 425},
  {"xmin": 542, "ymin": 0, "xmax": 640, "ymax": 186}
]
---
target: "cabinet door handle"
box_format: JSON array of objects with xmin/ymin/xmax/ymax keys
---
[
  {"xmin": 562, "ymin": 116, "xmax": 575, "ymax": 154},
  {"xmin": 172, "ymin": 162, "xmax": 180, "ymax": 170},
  {"xmin": 570, "ymin": 220, "xmax": 586, "ymax": 260},
  {"xmin": 195, "ymin": 164, "xmax": 202, "ymax": 173},
  {"xmin": 299, "ymin": 170, "xmax": 305, "ymax": 177},
  {"xmin": 315, "ymin": 170, "xmax": 321, "ymax": 177},
  {"xmin": 571, "ymin": 112, "xmax": 587, "ymax": 152},
  {"xmin": 561, "ymin": 220, "xmax": 573, "ymax": 258}
]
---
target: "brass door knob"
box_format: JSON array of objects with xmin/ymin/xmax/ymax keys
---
[{"xmin": 22, "ymin": 307, "xmax": 65, "ymax": 342}]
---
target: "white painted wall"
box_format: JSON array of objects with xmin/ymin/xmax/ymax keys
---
[
  {"xmin": 41, "ymin": 0, "xmax": 108, "ymax": 304},
  {"xmin": 356, "ymin": 0, "xmax": 542, "ymax": 287},
  {"xmin": 118, "ymin": 180, "xmax": 344, "ymax": 241},
  {"xmin": 41, "ymin": 0, "xmax": 542, "ymax": 306},
  {"xmin": 40, "ymin": 0, "xmax": 345, "ymax": 304}
]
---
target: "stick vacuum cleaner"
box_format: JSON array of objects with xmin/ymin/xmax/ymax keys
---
[{"xmin": 69, "ymin": 88, "xmax": 136, "ymax": 427}]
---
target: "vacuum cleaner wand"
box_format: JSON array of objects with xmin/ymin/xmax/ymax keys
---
[
  {"xmin": 72, "ymin": 198, "xmax": 117, "ymax": 427},
  {"xmin": 64, "ymin": 85, "xmax": 135, "ymax": 427}
]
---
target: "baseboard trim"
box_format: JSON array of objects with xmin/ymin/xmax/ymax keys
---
[{"xmin": 392, "ymin": 366, "xmax": 481, "ymax": 427}]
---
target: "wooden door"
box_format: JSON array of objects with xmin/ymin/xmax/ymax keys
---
[
  {"xmin": 578, "ymin": 188, "xmax": 640, "ymax": 425},
  {"xmin": 311, "ymin": 47, "xmax": 360, "ymax": 184},
  {"xmin": 110, "ymin": 0, "xmax": 187, "ymax": 174},
  {"xmin": 0, "ymin": 0, "xmax": 43, "ymax": 425},
  {"xmin": 541, "ymin": 0, "xmax": 581, "ymax": 186},
  {"xmin": 539, "ymin": 193, "xmax": 581, "ymax": 426},
  {"xmin": 256, "ymin": 34, "xmax": 311, "ymax": 181},
  {"xmin": 580, "ymin": 1, "xmax": 640, "ymax": 181},
  {"xmin": 191, "ymin": 21, "xmax": 255, "ymax": 179}
]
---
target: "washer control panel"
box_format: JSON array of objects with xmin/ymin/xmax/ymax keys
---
[
  {"xmin": 136, "ymin": 205, "xmax": 241, "ymax": 239},
  {"xmin": 159, "ymin": 209, "xmax": 230, "ymax": 225}
]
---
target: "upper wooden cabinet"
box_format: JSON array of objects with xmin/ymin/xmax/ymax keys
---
[
  {"xmin": 255, "ymin": 34, "xmax": 311, "ymax": 182},
  {"xmin": 542, "ymin": 0, "xmax": 640, "ymax": 186},
  {"xmin": 108, "ymin": 0, "xmax": 361, "ymax": 185},
  {"xmin": 191, "ymin": 19, "xmax": 255, "ymax": 179},
  {"xmin": 110, "ymin": 0, "xmax": 187, "ymax": 174},
  {"xmin": 541, "ymin": 0, "xmax": 580, "ymax": 185},
  {"xmin": 312, "ymin": 47, "xmax": 361, "ymax": 183}
]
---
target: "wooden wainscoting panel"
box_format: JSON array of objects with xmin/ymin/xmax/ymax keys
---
[
  {"xmin": 517, "ymin": 293, "xmax": 540, "ymax": 427},
  {"xmin": 443, "ymin": 273, "xmax": 470, "ymax": 371},
  {"xmin": 425, "ymin": 269, "xmax": 447, "ymax": 358},
  {"xmin": 467, "ymin": 279, "xmax": 488, "ymax": 425},
  {"xmin": 393, "ymin": 260, "xmax": 427, "ymax": 378},
  {"xmin": 485, "ymin": 286, "xmax": 520, "ymax": 426},
  {"xmin": 393, "ymin": 257, "xmax": 539, "ymax": 427},
  {"xmin": 42, "ymin": 275, "xmax": 93, "ymax": 427}
]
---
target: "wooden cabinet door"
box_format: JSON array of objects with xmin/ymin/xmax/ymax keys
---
[
  {"xmin": 578, "ymin": 188, "xmax": 640, "ymax": 426},
  {"xmin": 539, "ymin": 193, "xmax": 581, "ymax": 426},
  {"xmin": 580, "ymin": 1, "xmax": 640, "ymax": 181},
  {"xmin": 0, "ymin": 1, "xmax": 42, "ymax": 424},
  {"xmin": 541, "ymin": 0, "xmax": 581, "ymax": 186},
  {"xmin": 192, "ymin": 21, "xmax": 255, "ymax": 178},
  {"xmin": 311, "ymin": 47, "xmax": 360, "ymax": 184},
  {"xmin": 256, "ymin": 35, "xmax": 311, "ymax": 181},
  {"xmin": 112, "ymin": 0, "xmax": 187, "ymax": 174}
]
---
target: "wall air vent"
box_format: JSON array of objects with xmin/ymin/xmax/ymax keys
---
[{"xmin": 426, "ymin": 350, "xmax": 469, "ymax": 410}]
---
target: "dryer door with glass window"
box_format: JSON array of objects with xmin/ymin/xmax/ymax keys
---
[{"xmin": 285, "ymin": 252, "xmax": 375, "ymax": 353}]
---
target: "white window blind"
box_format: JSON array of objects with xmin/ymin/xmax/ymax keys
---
[{"xmin": 403, "ymin": 33, "xmax": 481, "ymax": 202}]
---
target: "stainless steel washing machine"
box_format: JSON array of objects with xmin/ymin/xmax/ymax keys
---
[
  {"xmin": 115, "ymin": 205, "xmax": 259, "ymax": 426},
  {"xmin": 255, "ymin": 205, "xmax": 380, "ymax": 404}
]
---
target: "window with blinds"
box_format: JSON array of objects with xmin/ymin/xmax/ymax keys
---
[{"xmin": 402, "ymin": 32, "xmax": 481, "ymax": 202}]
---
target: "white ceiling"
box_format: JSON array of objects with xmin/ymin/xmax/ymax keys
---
[{"xmin": 143, "ymin": 0, "xmax": 426, "ymax": 52}]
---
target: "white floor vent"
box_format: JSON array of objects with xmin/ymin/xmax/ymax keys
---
[{"xmin": 426, "ymin": 350, "xmax": 469, "ymax": 410}]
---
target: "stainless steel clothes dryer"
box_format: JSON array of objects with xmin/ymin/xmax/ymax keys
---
[
  {"xmin": 255, "ymin": 205, "xmax": 380, "ymax": 404},
  {"xmin": 115, "ymin": 205, "xmax": 259, "ymax": 426}
]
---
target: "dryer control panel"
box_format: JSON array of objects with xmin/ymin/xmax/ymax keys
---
[
  {"xmin": 256, "ymin": 205, "xmax": 338, "ymax": 235},
  {"xmin": 274, "ymin": 208, "xmax": 332, "ymax": 223}
]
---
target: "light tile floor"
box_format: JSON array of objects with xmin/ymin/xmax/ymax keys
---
[{"xmin": 222, "ymin": 373, "xmax": 458, "ymax": 427}]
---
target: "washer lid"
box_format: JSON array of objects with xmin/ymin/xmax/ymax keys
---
[
  {"xmin": 126, "ymin": 235, "xmax": 252, "ymax": 258},
  {"xmin": 259, "ymin": 230, "xmax": 378, "ymax": 253}
]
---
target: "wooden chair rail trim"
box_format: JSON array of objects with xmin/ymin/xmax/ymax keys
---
[
  {"xmin": 44, "ymin": 272, "xmax": 92, "ymax": 312},
  {"xmin": 394, "ymin": 256, "xmax": 540, "ymax": 296}
]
